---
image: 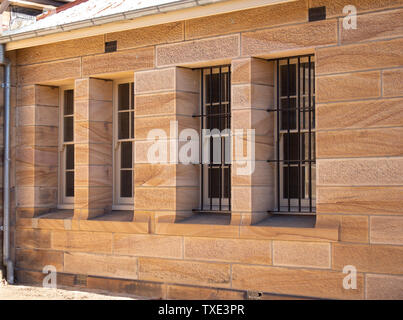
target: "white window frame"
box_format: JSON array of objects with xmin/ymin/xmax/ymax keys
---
[
  {"xmin": 58, "ymin": 85, "xmax": 74, "ymax": 208},
  {"xmin": 112, "ymin": 78, "xmax": 135, "ymax": 211}
]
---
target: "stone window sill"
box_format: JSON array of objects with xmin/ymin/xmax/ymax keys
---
[
  {"xmin": 16, "ymin": 210, "xmax": 148, "ymax": 234},
  {"xmin": 17, "ymin": 211, "xmax": 339, "ymax": 242},
  {"xmin": 155, "ymin": 213, "xmax": 339, "ymax": 242}
]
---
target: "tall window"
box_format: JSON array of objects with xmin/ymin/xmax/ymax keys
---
[
  {"xmin": 59, "ymin": 88, "xmax": 74, "ymax": 205},
  {"xmin": 113, "ymin": 81, "xmax": 134, "ymax": 208},
  {"xmin": 195, "ymin": 66, "xmax": 231, "ymax": 213},
  {"xmin": 269, "ymin": 55, "xmax": 316, "ymax": 214}
]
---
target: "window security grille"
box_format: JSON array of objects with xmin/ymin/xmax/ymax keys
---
[
  {"xmin": 267, "ymin": 55, "xmax": 316, "ymax": 214},
  {"xmin": 193, "ymin": 66, "xmax": 231, "ymax": 213}
]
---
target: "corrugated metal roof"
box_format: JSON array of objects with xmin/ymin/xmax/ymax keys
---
[{"xmin": 4, "ymin": 0, "xmax": 192, "ymax": 35}]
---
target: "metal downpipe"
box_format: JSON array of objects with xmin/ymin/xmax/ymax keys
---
[{"xmin": 1, "ymin": 44, "xmax": 13, "ymax": 284}]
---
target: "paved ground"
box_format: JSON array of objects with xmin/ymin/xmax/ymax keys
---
[{"xmin": 0, "ymin": 280, "xmax": 135, "ymax": 300}]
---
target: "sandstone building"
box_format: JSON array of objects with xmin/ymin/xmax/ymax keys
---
[{"xmin": 0, "ymin": 0, "xmax": 402, "ymax": 299}]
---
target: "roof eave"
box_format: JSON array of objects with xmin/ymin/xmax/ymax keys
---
[{"xmin": 1, "ymin": 0, "xmax": 296, "ymax": 50}]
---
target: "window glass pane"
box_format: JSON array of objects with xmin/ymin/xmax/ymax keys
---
[
  {"xmin": 205, "ymin": 72, "xmax": 229, "ymax": 104},
  {"xmin": 300, "ymin": 63, "xmax": 315, "ymax": 131},
  {"xmin": 280, "ymin": 64, "xmax": 296, "ymax": 97},
  {"xmin": 207, "ymin": 105, "xmax": 230, "ymax": 131},
  {"xmin": 118, "ymin": 112, "xmax": 129, "ymax": 139},
  {"xmin": 224, "ymin": 103, "xmax": 230, "ymax": 130},
  {"xmin": 223, "ymin": 167, "xmax": 230, "ymax": 199},
  {"xmin": 300, "ymin": 105, "xmax": 315, "ymax": 130},
  {"xmin": 64, "ymin": 90, "xmax": 74, "ymax": 115},
  {"xmin": 301, "ymin": 62, "xmax": 309, "ymax": 98},
  {"xmin": 120, "ymin": 170, "xmax": 132, "ymax": 198},
  {"xmin": 208, "ymin": 167, "xmax": 230, "ymax": 199},
  {"xmin": 208, "ymin": 167, "xmax": 220, "ymax": 199},
  {"xmin": 220, "ymin": 72, "xmax": 229, "ymax": 102},
  {"xmin": 66, "ymin": 144, "xmax": 74, "ymax": 170},
  {"xmin": 206, "ymin": 72, "xmax": 217, "ymax": 104},
  {"xmin": 64, "ymin": 117, "xmax": 73, "ymax": 142},
  {"xmin": 207, "ymin": 105, "xmax": 219, "ymax": 131},
  {"xmin": 131, "ymin": 111, "xmax": 134, "ymax": 139},
  {"xmin": 118, "ymin": 83, "xmax": 130, "ymax": 110},
  {"xmin": 283, "ymin": 133, "xmax": 303, "ymax": 163},
  {"xmin": 121, "ymin": 141, "xmax": 132, "ymax": 169},
  {"xmin": 65, "ymin": 171, "xmax": 74, "ymax": 197},
  {"xmin": 280, "ymin": 98, "xmax": 296, "ymax": 130},
  {"xmin": 283, "ymin": 166, "xmax": 304, "ymax": 199},
  {"xmin": 130, "ymin": 83, "xmax": 135, "ymax": 110},
  {"xmin": 302, "ymin": 132, "xmax": 316, "ymax": 162},
  {"xmin": 301, "ymin": 62, "xmax": 315, "ymax": 92},
  {"xmin": 205, "ymin": 72, "xmax": 230, "ymax": 131},
  {"xmin": 301, "ymin": 95, "xmax": 308, "ymax": 130}
]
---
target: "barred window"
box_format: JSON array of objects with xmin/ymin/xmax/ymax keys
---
[
  {"xmin": 268, "ymin": 55, "xmax": 316, "ymax": 214},
  {"xmin": 194, "ymin": 66, "xmax": 231, "ymax": 213}
]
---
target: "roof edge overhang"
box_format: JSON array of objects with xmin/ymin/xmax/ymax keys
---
[{"xmin": 1, "ymin": 0, "xmax": 296, "ymax": 51}]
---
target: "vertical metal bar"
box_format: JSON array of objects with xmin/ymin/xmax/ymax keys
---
[
  {"xmin": 313, "ymin": 60, "xmax": 316, "ymax": 128},
  {"xmin": 131, "ymin": 83, "xmax": 134, "ymax": 198},
  {"xmin": 72, "ymin": 91, "xmax": 75, "ymax": 197},
  {"xmin": 2, "ymin": 55, "xmax": 14, "ymax": 283},
  {"xmin": 209, "ymin": 67, "xmax": 213, "ymax": 210},
  {"xmin": 276, "ymin": 60, "xmax": 280, "ymax": 212},
  {"xmin": 132, "ymin": 83, "xmax": 135, "ymax": 197},
  {"xmin": 308, "ymin": 56, "xmax": 312, "ymax": 212},
  {"xmin": 228, "ymin": 66, "xmax": 231, "ymax": 211},
  {"xmin": 219, "ymin": 67, "xmax": 222, "ymax": 211},
  {"xmin": 303, "ymin": 60, "xmax": 306, "ymax": 129},
  {"xmin": 287, "ymin": 58, "xmax": 291, "ymax": 212},
  {"xmin": 200, "ymin": 69, "xmax": 204, "ymax": 210},
  {"xmin": 297, "ymin": 57, "xmax": 301, "ymax": 212},
  {"xmin": 313, "ymin": 59, "xmax": 316, "ymax": 212}
]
